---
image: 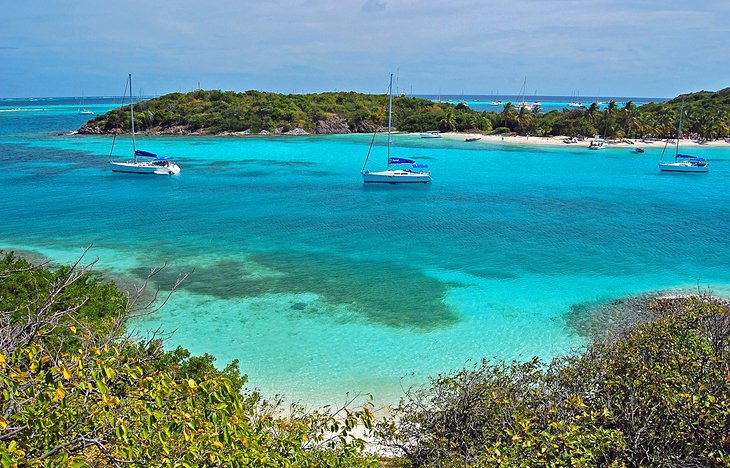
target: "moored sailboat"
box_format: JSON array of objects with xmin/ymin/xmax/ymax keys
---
[
  {"xmin": 361, "ymin": 74, "xmax": 431, "ymax": 184},
  {"xmin": 658, "ymin": 102, "xmax": 709, "ymax": 173},
  {"xmin": 78, "ymin": 92, "xmax": 94, "ymax": 115},
  {"xmin": 109, "ymin": 74, "xmax": 181, "ymax": 175}
]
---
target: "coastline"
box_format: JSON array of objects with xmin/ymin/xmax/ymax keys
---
[
  {"xmin": 443, "ymin": 132, "xmax": 730, "ymax": 148},
  {"xmin": 76, "ymin": 125, "xmax": 730, "ymax": 149}
]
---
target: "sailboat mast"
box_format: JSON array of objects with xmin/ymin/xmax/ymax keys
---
[
  {"xmin": 129, "ymin": 74, "xmax": 137, "ymax": 161},
  {"xmin": 387, "ymin": 73, "xmax": 393, "ymax": 170},
  {"xmin": 675, "ymin": 101, "xmax": 684, "ymax": 160}
]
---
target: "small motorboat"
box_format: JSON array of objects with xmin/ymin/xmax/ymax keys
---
[
  {"xmin": 465, "ymin": 137, "xmax": 481, "ymax": 142},
  {"xmin": 635, "ymin": 148, "xmax": 645, "ymax": 153}
]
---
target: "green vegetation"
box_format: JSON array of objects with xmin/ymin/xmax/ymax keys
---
[
  {"xmin": 0, "ymin": 251, "xmax": 377, "ymax": 466},
  {"xmin": 79, "ymin": 90, "xmax": 488, "ymax": 135},
  {"xmin": 2, "ymin": 251, "xmax": 728, "ymax": 465},
  {"xmin": 375, "ymin": 296, "xmax": 729, "ymax": 467},
  {"xmin": 81, "ymin": 87, "xmax": 730, "ymax": 140}
]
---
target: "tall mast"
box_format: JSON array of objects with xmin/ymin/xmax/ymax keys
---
[
  {"xmin": 129, "ymin": 74, "xmax": 137, "ymax": 161},
  {"xmin": 387, "ymin": 73, "xmax": 393, "ymax": 170},
  {"xmin": 675, "ymin": 100, "xmax": 684, "ymax": 160}
]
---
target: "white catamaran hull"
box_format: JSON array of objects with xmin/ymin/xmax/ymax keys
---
[
  {"xmin": 110, "ymin": 161, "xmax": 181, "ymax": 175},
  {"xmin": 362, "ymin": 170, "xmax": 432, "ymax": 184},
  {"xmin": 658, "ymin": 162, "xmax": 709, "ymax": 173}
]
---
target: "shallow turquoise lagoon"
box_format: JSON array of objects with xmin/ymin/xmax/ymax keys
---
[{"xmin": 2, "ymin": 101, "xmax": 730, "ymax": 406}]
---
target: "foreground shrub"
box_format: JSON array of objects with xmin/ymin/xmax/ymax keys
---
[
  {"xmin": 377, "ymin": 296, "xmax": 729, "ymax": 467},
  {"xmin": 0, "ymin": 251, "xmax": 377, "ymax": 466}
]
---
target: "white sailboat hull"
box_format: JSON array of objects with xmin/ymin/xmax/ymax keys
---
[
  {"xmin": 658, "ymin": 162, "xmax": 709, "ymax": 173},
  {"xmin": 362, "ymin": 170, "xmax": 432, "ymax": 184},
  {"xmin": 110, "ymin": 161, "xmax": 181, "ymax": 175}
]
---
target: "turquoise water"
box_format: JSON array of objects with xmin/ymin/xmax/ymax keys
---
[{"xmin": 2, "ymin": 99, "xmax": 730, "ymax": 406}]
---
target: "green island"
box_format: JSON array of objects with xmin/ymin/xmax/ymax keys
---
[
  {"xmin": 1, "ymin": 251, "xmax": 728, "ymax": 466},
  {"xmin": 80, "ymin": 87, "xmax": 730, "ymax": 140}
]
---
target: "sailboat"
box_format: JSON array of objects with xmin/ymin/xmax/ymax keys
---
[
  {"xmin": 568, "ymin": 90, "xmax": 584, "ymax": 108},
  {"xmin": 78, "ymin": 92, "xmax": 94, "ymax": 115},
  {"xmin": 658, "ymin": 102, "xmax": 709, "ymax": 173},
  {"xmin": 361, "ymin": 74, "xmax": 431, "ymax": 184},
  {"xmin": 109, "ymin": 74, "xmax": 181, "ymax": 175},
  {"xmin": 515, "ymin": 77, "xmax": 534, "ymax": 111}
]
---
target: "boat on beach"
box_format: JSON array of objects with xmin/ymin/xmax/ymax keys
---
[
  {"xmin": 465, "ymin": 137, "xmax": 481, "ymax": 142},
  {"xmin": 420, "ymin": 131, "xmax": 442, "ymax": 138},
  {"xmin": 361, "ymin": 74, "xmax": 431, "ymax": 184},
  {"xmin": 109, "ymin": 74, "xmax": 181, "ymax": 175},
  {"xmin": 658, "ymin": 102, "xmax": 709, "ymax": 173}
]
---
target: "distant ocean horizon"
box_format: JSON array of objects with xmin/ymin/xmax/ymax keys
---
[
  {"xmin": 0, "ymin": 93, "xmax": 668, "ymax": 113},
  {"xmin": 1, "ymin": 95, "xmax": 726, "ymax": 408}
]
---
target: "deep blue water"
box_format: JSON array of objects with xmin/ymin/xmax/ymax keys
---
[{"xmin": 0, "ymin": 97, "xmax": 727, "ymax": 406}]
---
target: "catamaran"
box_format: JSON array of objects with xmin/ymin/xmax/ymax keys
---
[
  {"xmin": 658, "ymin": 101, "xmax": 709, "ymax": 173},
  {"xmin": 361, "ymin": 74, "xmax": 431, "ymax": 184},
  {"xmin": 109, "ymin": 74, "xmax": 181, "ymax": 175}
]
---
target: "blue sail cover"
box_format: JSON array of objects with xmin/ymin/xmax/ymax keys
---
[
  {"xmin": 412, "ymin": 163, "xmax": 429, "ymax": 169},
  {"xmin": 677, "ymin": 154, "xmax": 705, "ymax": 161},
  {"xmin": 389, "ymin": 157, "xmax": 416, "ymax": 165},
  {"xmin": 135, "ymin": 150, "xmax": 158, "ymax": 158}
]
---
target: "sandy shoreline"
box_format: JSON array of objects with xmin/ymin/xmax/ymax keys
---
[{"xmin": 442, "ymin": 132, "xmax": 730, "ymax": 148}]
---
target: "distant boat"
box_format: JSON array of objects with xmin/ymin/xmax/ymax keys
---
[
  {"xmin": 78, "ymin": 92, "xmax": 94, "ymax": 115},
  {"xmin": 420, "ymin": 130, "xmax": 443, "ymax": 138},
  {"xmin": 361, "ymin": 74, "xmax": 431, "ymax": 184},
  {"xmin": 635, "ymin": 148, "xmax": 645, "ymax": 153},
  {"xmin": 568, "ymin": 90, "xmax": 584, "ymax": 108},
  {"xmin": 465, "ymin": 137, "xmax": 481, "ymax": 142},
  {"xmin": 515, "ymin": 77, "xmax": 534, "ymax": 111},
  {"xmin": 658, "ymin": 101, "xmax": 708, "ymax": 173},
  {"xmin": 588, "ymin": 136, "xmax": 605, "ymax": 150},
  {"xmin": 109, "ymin": 74, "xmax": 181, "ymax": 175},
  {"xmin": 490, "ymin": 100, "xmax": 503, "ymax": 106}
]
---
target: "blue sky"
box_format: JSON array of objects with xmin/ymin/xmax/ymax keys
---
[{"xmin": 2, "ymin": 0, "xmax": 728, "ymax": 98}]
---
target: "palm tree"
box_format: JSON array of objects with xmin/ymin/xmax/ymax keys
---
[
  {"xmin": 516, "ymin": 106, "xmax": 532, "ymax": 134},
  {"xmin": 603, "ymin": 100, "xmax": 618, "ymax": 138},
  {"xmin": 439, "ymin": 109, "xmax": 456, "ymax": 132},
  {"xmin": 618, "ymin": 101, "xmax": 638, "ymax": 138},
  {"xmin": 501, "ymin": 102, "xmax": 517, "ymax": 129},
  {"xmin": 584, "ymin": 102, "xmax": 600, "ymax": 125}
]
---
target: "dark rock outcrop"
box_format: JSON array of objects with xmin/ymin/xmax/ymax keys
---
[{"xmin": 315, "ymin": 115, "xmax": 351, "ymax": 134}]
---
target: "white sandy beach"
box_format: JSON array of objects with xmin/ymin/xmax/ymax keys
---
[{"xmin": 442, "ymin": 132, "xmax": 730, "ymax": 148}]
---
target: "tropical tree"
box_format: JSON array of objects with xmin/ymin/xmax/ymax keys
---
[
  {"xmin": 603, "ymin": 100, "xmax": 618, "ymax": 138},
  {"xmin": 584, "ymin": 102, "xmax": 600, "ymax": 126},
  {"xmin": 500, "ymin": 102, "xmax": 517, "ymax": 130},
  {"xmin": 439, "ymin": 109, "xmax": 456, "ymax": 132},
  {"xmin": 516, "ymin": 105, "xmax": 533, "ymax": 134},
  {"xmin": 621, "ymin": 101, "xmax": 638, "ymax": 138}
]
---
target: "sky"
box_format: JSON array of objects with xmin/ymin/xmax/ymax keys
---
[{"xmin": 2, "ymin": 0, "xmax": 729, "ymax": 98}]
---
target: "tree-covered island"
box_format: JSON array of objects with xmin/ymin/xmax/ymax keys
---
[{"xmin": 79, "ymin": 87, "xmax": 730, "ymax": 141}]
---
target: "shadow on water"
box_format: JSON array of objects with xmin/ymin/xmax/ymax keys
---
[{"xmin": 131, "ymin": 251, "xmax": 460, "ymax": 331}]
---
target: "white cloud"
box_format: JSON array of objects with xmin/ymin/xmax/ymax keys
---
[{"xmin": 1, "ymin": 0, "xmax": 728, "ymax": 97}]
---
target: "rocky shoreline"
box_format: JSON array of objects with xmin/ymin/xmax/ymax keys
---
[
  {"xmin": 566, "ymin": 290, "xmax": 727, "ymax": 343},
  {"xmin": 78, "ymin": 114, "xmax": 380, "ymax": 137}
]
